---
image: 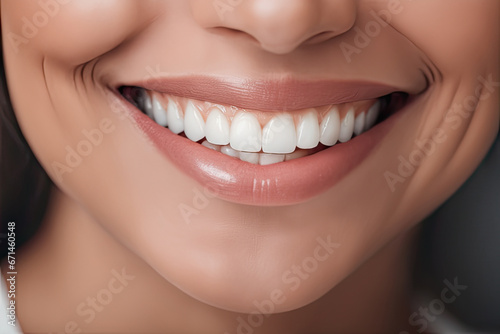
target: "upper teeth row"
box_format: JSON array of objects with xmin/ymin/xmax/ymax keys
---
[{"xmin": 138, "ymin": 91, "xmax": 381, "ymax": 154}]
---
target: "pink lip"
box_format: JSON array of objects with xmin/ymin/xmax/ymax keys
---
[
  {"xmin": 134, "ymin": 113, "xmax": 392, "ymax": 206},
  {"xmin": 119, "ymin": 76, "xmax": 403, "ymax": 205},
  {"xmin": 135, "ymin": 76, "xmax": 399, "ymax": 111}
]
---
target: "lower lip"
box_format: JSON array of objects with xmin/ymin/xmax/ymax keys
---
[{"xmin": 127, "ymin": 98, "xmax": 396, "ymax": 206}]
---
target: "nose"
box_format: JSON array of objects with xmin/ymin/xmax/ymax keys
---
[{"xmin": 191, "ymin": 0, "xmax": 357, "ymax": 54}]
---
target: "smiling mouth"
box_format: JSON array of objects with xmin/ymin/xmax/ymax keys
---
[
  {"xmin": 120, "ymin": 86, "xmax": 407, "ymax": 165},
  {"xmin": 115, "ymin": 76, "xmax": 414, "ymax": 205}
]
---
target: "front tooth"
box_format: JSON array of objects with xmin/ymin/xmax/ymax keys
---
[
  {"xmin": 221, "ymin": 145, "xmax": 240, "ymax": 158},
  {"xmin": 365, "ymin": 100, "xmax": 381, "ymax": 131},
  {"xmin": 262, "ymin": 114, "xmax": 296, "ymax": 154},
  {"xmin": 259, "ymin": 153, "xmax": 285, "ymax": 166},
  {"xmin": 239, "ymin": 152, "xmax": 260, "ymax": 164},
  {"xmin": 230, "ymin": 112, "xmax": 262, "ymax": 153},
  {"xmin": 166, "ymin": 98, "xmax": 184, "ymax": 134},
  {"xmin": 184, "ymin": 101, "xmax": 206, "ymax": 142},
  {"xmin": 205, "ymin": 107, "xmax": 230, "ymax": 145},
  {"xmin": 320, "ymin": 107, "xmax": 340, "ymax": 146},
  {"xmin": 152, "ymin": 96, "xmax": 168, "ymax": 127},
  {"xmin": 353, "ymin": 112, "xmax": 366, "ymax": 136},
  {"xmin": 296, "ymin": 110, "xmax": 320, "ymax": 149},
  {"xmin": 339, "ymin": 108, "xmax": 355, "ymax": 143}
]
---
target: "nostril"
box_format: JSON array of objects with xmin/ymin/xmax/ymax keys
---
[
  {"xmin": 208, "ymin": 26, "xmax": 260, "ymax": 45},
  {"xmin": 209, "ymin": 26, "xmax": 345, "ymax": 55},
  {"xmin": 304, "ymin": 31, "xmax": 342, "ymax": 46}
]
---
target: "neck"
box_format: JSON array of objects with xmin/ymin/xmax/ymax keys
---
[{"xmin": 8, "ymin": 188, "xmax": 418, "ymax": 333}]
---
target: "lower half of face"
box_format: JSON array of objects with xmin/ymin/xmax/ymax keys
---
[{"xmin": 2, "ymin": 0, "xmax": 498, "ymax": 312}]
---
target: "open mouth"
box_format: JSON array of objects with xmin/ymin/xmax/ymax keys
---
[
  {"xmin": 120, "ymin": 86, "xmax": 407, "ymax": 166},
  {"xmin": 115, "ymin": 77, "xmax": 413, "ymax": 205}
]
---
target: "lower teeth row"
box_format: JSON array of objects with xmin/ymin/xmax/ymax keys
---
[{"xmin": 201, "ymin": 140, "xmax": 310, "ymax": 165}]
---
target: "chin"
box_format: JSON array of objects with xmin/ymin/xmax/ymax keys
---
[{"xmin": 150, "ymin": 239, "xmax": 344, "ymax": 314}]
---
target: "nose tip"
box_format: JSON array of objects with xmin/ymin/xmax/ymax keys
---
[
  {"xmin": 248, "ymin": 1, "xmax": 344, "ymax": 54},
  {"xmin": 192, "ymin": 0, "xmax": 357, "ymax": 55}
]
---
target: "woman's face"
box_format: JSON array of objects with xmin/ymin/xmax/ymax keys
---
[{"xmin": 2, "ymin": 0, "xmax": 498, "ymax": 312}]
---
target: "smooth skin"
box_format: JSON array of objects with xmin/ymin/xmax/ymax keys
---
[{"xmin": 1, "ymin": 0, "xmax": 499, "ymax": 333}]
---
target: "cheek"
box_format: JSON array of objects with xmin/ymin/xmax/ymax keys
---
[
  {"xmin": 2, "ymin": 0, "xmax": 161, "ymax": 64},
  {"xmin": 0, "ymin": 0, "xmax": 166, "ymax": 204},
  {"xmin": 390, "ymin": 0, "xmax": 499, "ymax": 73}
]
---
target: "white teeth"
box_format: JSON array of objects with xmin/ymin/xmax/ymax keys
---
[
  {"xmin": 262, "ymin": 114, "xmax": 296, "ymax": 154},
  {"xmin": 259, "ymin": 153, "xmax": 285, "ymax": 166},
  {"xmin": 230, "ymin": 112, "xmax": 262, "ymax": 153},
  {"xmin": 205, "ymin": 140, "xmax": 304, "ymax": 165},
  {"xmin": 239, "ymin": 152, "xmax": 260, "ymax": 164},
  {"xmin": 143, "ymin": 91, "xmax": 383, "ymax": 165},
  {"xmin": 296, "ymin": 110, "xmax": 320, "ymax": 149},
  {"xmin": 205, "ymin": 107, "xmax": 230, "ymax": 145},
  {"xmin": 184, "ymin": 101, "xmax": 206, "ymax": 142},
  {"xmin": 221, "ymin": 145, "xmax": 240, "ymax": 158},
  {"xmin": 353, "ymin": 112, "xmax": 366, "ymax": 136},
  {"xmin": 166, "ymin": 99, "xmax": 184, "ymax": 134},
  {"xmin": 202, "ymin": 140, "xmax": 221, "ymax": 151},
  {"xmin": 365, "ymin": 100, "xmax": 381, "ymax": 131},
  {"xmin": 219, "ymin": 146, "xmax": 287, "ymax": 165},
  {"xmin": 319, "ymin": 107, "xmax": 340, "ymax": 146},
  {"xmin": 142, "ymin": 92, "xmax": 155, "ymax": 119},
  {"xmin": 339, "ymin": 108, "xmax": 355, "ymax": 143},
  {"xmin": 152, "ymin": 96, "xmax": 168, "ymax": 127}
]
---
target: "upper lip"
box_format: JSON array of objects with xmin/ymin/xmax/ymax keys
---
[{"xmin": 124, "ymin": 75, "xmax": 409, "ymax": 111}]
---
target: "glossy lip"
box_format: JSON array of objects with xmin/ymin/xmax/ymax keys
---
[
  {"xmin": 134, "ymin": 109, "xmax": 393, "ymax": 206},
  {"xmin": 114, "ymin": 76, "xmax": 414, "ymax": 206},
  {"xmin": 131, "ymin": 75, "xmax": 402, "ymax": 111}
]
